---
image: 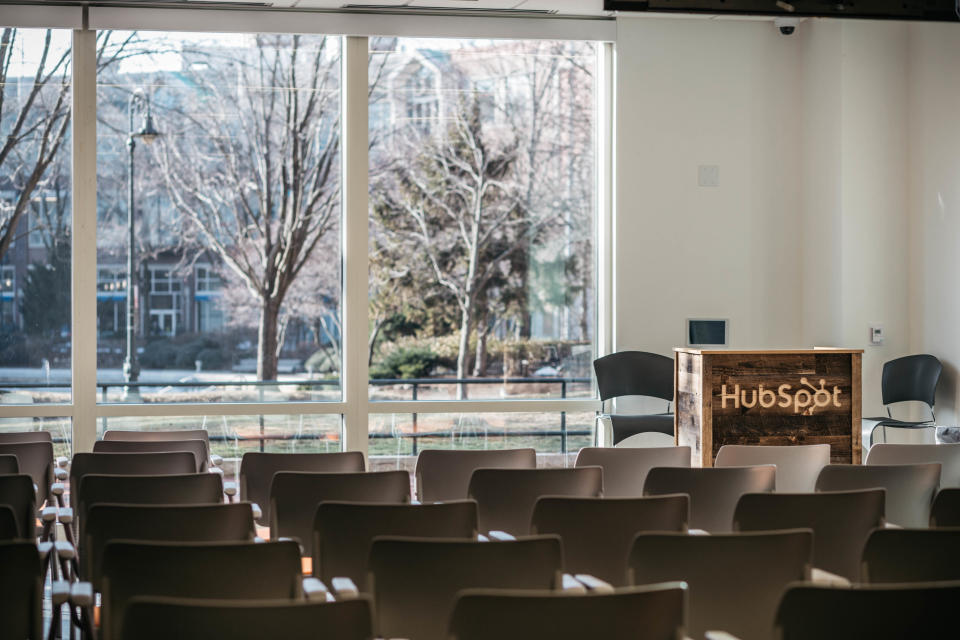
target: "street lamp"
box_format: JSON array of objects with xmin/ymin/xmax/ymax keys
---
[{"xmin": 123, "ymin": 89, "xmax": 160, "ymax": 399}]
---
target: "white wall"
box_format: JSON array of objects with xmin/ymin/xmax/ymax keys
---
[
  {"xmin": 615, "ymin": 16, "xmax": 929, "ymax": 418},
  {"xmin": 614, "ymin": 17, "xmax": 804, "ymax": 362},
  {"xmin": 907, "ymin": 22, "xmax": 960, "ymax": 425}
]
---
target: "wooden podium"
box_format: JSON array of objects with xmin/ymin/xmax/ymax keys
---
[{"xmin": 675, "ymin": 348, "xmax": 863, "ymax": 466}]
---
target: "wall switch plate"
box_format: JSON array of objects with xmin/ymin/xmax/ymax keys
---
[
  {"xmin": 870, "ymin": 323, "xmax": 884, "ymax": 345},
  {"xmin": 698, "ymin": 165, "xmax": 719, "ymax": 187}
]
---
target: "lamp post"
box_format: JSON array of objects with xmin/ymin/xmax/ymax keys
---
[{"xmin": 123, "ymin": 89, "xmax": 160, "ymax": 399}]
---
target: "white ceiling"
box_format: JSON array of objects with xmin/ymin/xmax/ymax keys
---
[{"xmin": 286, "ymin": 0, "xmax": 612, "ymax": 17}]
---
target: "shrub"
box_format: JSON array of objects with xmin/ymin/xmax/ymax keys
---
[
  {"xmin": 195, "ymin": 348, "xmax": 226, "ymax": 370},
  {"xmin": 370, "ymin": 346, "xmax": 439, "ymax": 379}
]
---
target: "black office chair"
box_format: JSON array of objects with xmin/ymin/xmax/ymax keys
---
[
  {"xmin": 865, "ymin": 354, "xmax": 941, "ymax": 446},
  {"xmin": 593, "ymin": 351, "xmax": 675, "ymax": 447}
]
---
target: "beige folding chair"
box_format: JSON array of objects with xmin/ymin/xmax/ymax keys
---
[
  {"xmin": 237, "ymin": 451, "xmax": 365, "ymax": 525},
  {"xmin": 415, "ymin": 449, "xmax": 536, "ymax": 503},
  {"xmin": 531, "ymin": 495, "xmax": 688, "ymax": 585},
  {"xmin": 643, "ymin": 466, "xmax": 775, "ymax": 533},
  {"xmin": 270, "ymin": 470, "xmax": 410, "ymax": 555},
  {"xmin": 122, "ymin": 596, "xmax": 374, "ymax": 640},
  {"xmin": 313, "ymin": 500, "xmax": 477, "ymax": 593},
  {"xmin": 815, "ymin": 463, "xmax": 940, "ymax": 527},
  {"xmin": 449, "ymin": 583, "xmax": 687, "ymax": 640},
  {"xmin": 575, "ymin": 447, "xmax": 690, "ymax": 497},
  {"xmin": 733, "ymin": 489, "xmax": 885, "ymax": 581},
  {"xmin": 467, "ymin": 467, "xmax": 603, "ymax": 535},
  {"xmin": 369, "ymin": 536, "xmax": 562, "ymax": 640},
  {"xmin": 629, "ymin": 530, "xmax": 811, "ymax": 640},
  {"xmin": 866, "ymin": 443, "xmax": 960, "ymax": 487},
  {"xmin": 715, "ymin": 444, "xmax": 830, "ymax": 492}
]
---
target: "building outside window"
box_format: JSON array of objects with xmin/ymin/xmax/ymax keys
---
[
  {"xmin": 0, "ymin": 265, "xmax": 16, "ymax": 329},
  {"xmin": 147, "ymin": 266, "xmax": 183, "ymax": 337},
  {"xmin": 195, "ymin": 264, "xmax": 223, "ymax": 333}
]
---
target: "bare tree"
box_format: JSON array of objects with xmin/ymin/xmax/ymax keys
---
[
  {"xmin": 373, "ymin": 97, "xmax": 557, "ymax": 397},
  {"xmin": 0, "ymin": 29, "xmax": 144, "ymax": 261},
  {"xmin": 158, "ymin": 34, "xmax": 341, "ymax": 381}
]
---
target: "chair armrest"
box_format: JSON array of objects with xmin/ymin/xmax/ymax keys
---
[
  {"xmin": 41, "ymin": 506, "xmax": 58, "ymax": 524},
  {"xmin": 70, "ymin": 582, "xmax": 94, "ymax": 607},
  {"xmin": 54, "ymin": 468, "xmax": 68, "ymax": 481},
  {"xmin": 561, "ymin": 574, "xmax": 587, "ymax": 594},
  {"xmin": 331, "ymin": 577, "xmax": 359, "ymax": 599},
  {"xmin": 210, "ymin": 454, "xmax": 223, "ymax": 467},
  {"xmin": 705, "ymin": 632, "xmax": 744, "ymax": 640},
  {"xmin": 51, "ymin": 581, "xmax": 72, "ymax": 606},
  {"xmin": 209, "ymin": 466, "xmax": 224, "ymax": 476},
  {"xmin": 250, "ymin": 502, "xmax": 262, "ymax": 521},
  {"xmin": 477, "ymin": 534, "xmax": 489, "ymax": 542},
  {"xmin": 224, "ymin": 481, "xmax": 238, "ymax": 497},
  {"xmin": 57, "ymin": 508, "xmax": 73, "ymax": 525},
  {"xmin": 688, "ymin": 529, "xmax": 711, "ymax": 536},
  {"xmin": 302, "ymin": 577, "xmax": 330, "ymax": 601},
  {"xmin": 38, "ymin": 541, "xmax": 53, "ymax": 561},
  {"xmin": 810, "ymin": 568, "xmax": 851, "ymax": 587},
  {"xmin": 54, "ymin": 540, "xmax": 76, "ymax": 561},
  {"xmin": 574, "ymin": 574, "xmax": 615, "ymax": 594},
  {"xmin": 488, "ymin": 531, "xmax": 516, "ymax": 541},
  {"xmin": 57, "ymin": 457, "xmax": 69, "ymax": 469},
  {"xmin": 51, "ymin": 482, "xmax": 65, "ymax": 497},
  {"xmin": 883, "ymin": 522, "xmax": 903, "ymax": 529}
]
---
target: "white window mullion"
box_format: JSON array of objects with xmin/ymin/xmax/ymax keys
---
[
  {"xmin": 598, "ymin": 41, "xmax": 615, "ymax": 359},
  {"xmin": 341, "ymin": 35, "xmax": 371, "ymax": 460},
  {"xmin": 71, "ymin": 25, "xmax": 99, "ymax": 453}
]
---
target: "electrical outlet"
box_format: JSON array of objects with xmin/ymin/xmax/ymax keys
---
[
  {"xmin": 698, "ymin": 165, "xmax": 719, "ymax": 187},
  {"xmin": 870, "ymin": 324, "xmax": 884, "ymax": 345}
]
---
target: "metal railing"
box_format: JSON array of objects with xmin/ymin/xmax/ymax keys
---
[{"xmin": 1, "ymin": 375, "xmax": 595, "ymax": 454}]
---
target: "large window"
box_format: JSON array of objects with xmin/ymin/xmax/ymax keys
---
[
  {"xmin": 368, "ymin": 38, "xmax": 598, "ymax": 402},
  {"xmin": 95, "ymin": 31, "xmax": 343, "ymax": 405},
  {"xmin": 0, "ymin": 15, "xmax": 610, "ymax": 463},
  {"xmin": 0, "ymin": 27, "xmax": 73, "ymax": 411}
]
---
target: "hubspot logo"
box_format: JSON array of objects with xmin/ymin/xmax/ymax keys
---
[{"xmin": 720, "ymin": 378, "xmax": 842, "ymax": 415}]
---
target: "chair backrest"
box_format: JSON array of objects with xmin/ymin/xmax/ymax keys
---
[
  {"xmin": 78, "ymin": 473, "xmax": 224, "ymax": 514},
  {"xmin": 103, "ymin": 428, "xmax": 210, "ymax": 447},
  {"xmin": 861, "ymin": 528, "xmax": 960, "ymax": 583},
  {"xmin": 715, "ymin": 444, "xmax": 831, "ymax": 492},
  {"xmin": 880, "ymin": 354, "xmax": 941, "ymax": 409},
  {"xmin": 271, "ymin": 470, "xmax": 410, "ymax": 555},
  {"xmin": 70, "ymin": 452, "xmax": 198, "ymax": 508},
  {"xmin": 930, "ymin": 487, "xmax": 960, "ymax": 527},
  {"xmin": 82, "ymin": 503, "xmax": 257, "ymax": 588},
  {"xmin": 815, "ymin": 463, "xmax": 940, "ymax": 528},
  {"xmin": 575, "ymin": 447, "xmax": 690, "ymax": 497},
  {"xmin": 415, "ymin": 449, "xmax": 536, "ymax": 503},
  {"xmin": 0, "ymin": 441, "xmax": 54, "ymax": 505},
  {"xmin": 0, "ymin": 431, "xmax": 52, "ymax": 444},
  {"xmin": 629, "ymin": 530, "xmax": 812, "ymax": 640},
  {"xmin": 370, "ymin": 536, "xmax": 562, "ymax": 640},
  {"xmin": 733, "ymin": 489, "xmax": 885, "ymax": 581},
  {"xmin": 122, "ymin": 596, "xmax": 374, "ymax": 640},
  {"xmin": 866, "ymin": 443, "xmax": 960, "ymax": 488},
  {"xmin": 449, "ymin": 584, "xmax": 687, "ymax": 640},
  {"xmin": 0, "ymin": 541, "xmax": 42, "ymax": 640},
  {"xmin": 0, "ymin": 505, "xmax": 19, "ymax": 540},
  {"xmin": 468, "ymin": 467, "xmax": 603, "ymax": 535},
  {"xmin": 0, "ymin": 454, "xmax": 18, "ymax": 475},
  {"xmin": 593, "ymin": 351, "xmax": 674, "ymax": 402},
  {"xmin": 313, "ymin": 500, "xmax": 477, "ymax": 591},
  {"xmin": 94, "ymin": 439, "xmax": 208, "ymax": 472},
  {"xmin": 0, "ymin": 474, "xmax": 36, "ymax": 540},
  {"xmin": 643, "ymin": 466, "xmax": 776, "ymax": 532},
  {"xmin": 239, "ymin": 451, "xmax": 365, "ymax": 525},
  {"xmin": 531, "ymin": 495, "xmax": 688, "ymax": 586},
  {"xmin": 100, "ymin": 540, "xmax": 302, "ymax": 640},
  {"xmin": 775, "ymin": 582, "xmax": 960, "ymax": 640}
]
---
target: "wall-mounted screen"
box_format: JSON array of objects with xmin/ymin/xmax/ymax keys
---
[{"xmin": 687, "ymin": 319, "xmax": 728, "ymax": 347}]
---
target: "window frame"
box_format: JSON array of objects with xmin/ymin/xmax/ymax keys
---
[{"xmin": 0, "ymin": 11, "xmax": 615, "ymax": 461}]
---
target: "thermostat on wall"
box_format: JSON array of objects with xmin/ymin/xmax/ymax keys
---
[{"xmin": 687, "ymin": 319, "xmax": 728, "ymax": 347}]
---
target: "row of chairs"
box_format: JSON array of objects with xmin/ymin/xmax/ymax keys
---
[{"xmin": 4, "ymin": 430, "xmax": 960, "ymax": 639}]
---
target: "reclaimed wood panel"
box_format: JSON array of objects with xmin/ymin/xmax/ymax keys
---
[{"xmin": 675, "ymin": 349, "xmax": 863, "ymax": 466}]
